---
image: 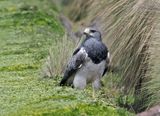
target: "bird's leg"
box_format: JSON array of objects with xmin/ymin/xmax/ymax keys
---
[
  {"xmin": 92, "ymin": 84, "xmax": 96, "ymax": 98},
  {"xmin": 73, "ymin": 76, "xmax": 86, "ymax": 89},
  {"xmin": 92, "ymin": 79, "xmax": 101, "ymax": 99}
]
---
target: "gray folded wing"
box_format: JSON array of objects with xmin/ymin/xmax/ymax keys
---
[{"xmin": 60, "ymin": 48, "xmax": 88, "ymax": 86}]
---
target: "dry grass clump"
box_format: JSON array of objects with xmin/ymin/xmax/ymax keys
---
[
  {"xmin": 97, "ymin": 0, "xmax": 155, "ymax": 90},
  {"xmin": 41, "ymin": 34, "xmax": 76, "ymax": 78},
  {"xmin": 142, "ymin": 0, "xmax": 160, "ymax": 108}
]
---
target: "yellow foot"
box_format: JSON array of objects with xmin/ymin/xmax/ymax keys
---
[
  {"xmin": 92, "ymin": 93, "xmax": 95, "ymax": 98},
  {"xmin": 92, "ymin": 88, "xmax": 96, "ymax": 99}
]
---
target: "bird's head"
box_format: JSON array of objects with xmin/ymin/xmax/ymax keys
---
[{"xmin": 83, "ymin": 27, "xmax": 102, "ymax": 41}]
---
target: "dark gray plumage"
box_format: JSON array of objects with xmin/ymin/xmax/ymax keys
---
[{"xmin": 60, "ymin": 27, "xmax": 110, "ymax": 90}]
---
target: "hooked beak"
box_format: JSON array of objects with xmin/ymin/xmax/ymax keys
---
[{"xmin": 83, "ymin": 28, "xmax": 90, "ymax": 35}]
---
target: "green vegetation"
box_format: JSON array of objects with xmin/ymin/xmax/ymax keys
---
[{"xmin": 0, "ymin": 0, "xmax": 134, "ymax": 116}]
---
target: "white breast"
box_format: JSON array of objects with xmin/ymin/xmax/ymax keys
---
[
  {"xmin": 83, "ymin": 60, "xmax": 105, "ymax": 83},
  {"xmin": 75, "ymin": 59, "xmax": 106, "ymax": 83}
]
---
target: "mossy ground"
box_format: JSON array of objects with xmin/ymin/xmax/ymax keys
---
[{"xmin": 0, "ymin": 0, "xmax": 134, "ymax": 116}]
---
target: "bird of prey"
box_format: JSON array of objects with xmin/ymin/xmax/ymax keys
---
[{"xmin": 60, "ymin": 27, "xmax": 110, "ymax": 92}]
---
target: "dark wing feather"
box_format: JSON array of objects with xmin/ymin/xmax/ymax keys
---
[
  {"xmin": 102, "ymin": 52, "xmax": 110, "ymax": 76},
  {"xmin": 60, "ymin": 48, "xmax": 87, "ymax": 86},
  {"xmin": 73, "ymin": 47, "xmax": 80, "ymax": 55},
  {"xmin": 82, "ymin": 38, "xmax": 108, "ymax": 64}
]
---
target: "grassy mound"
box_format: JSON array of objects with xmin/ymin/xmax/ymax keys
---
[{"xmin": 0, "ymin": 0, "xmax": 133, "ymax": 115}]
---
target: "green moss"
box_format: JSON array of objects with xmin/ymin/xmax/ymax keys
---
[
  {"xmin": 0, "ymin": 63, "xmax": 39, "ymax": 71},
  {"xmin": 15, "ymin": 101, "xmax": 133, "ymax": 116},
  {"xmin": 0, "ymin": 10, "xmax": 63, "ymax": 34}
]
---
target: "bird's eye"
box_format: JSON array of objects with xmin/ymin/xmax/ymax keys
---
[{"xmin": 90, "ymin": 30, "xmax": 96, "ymax": 33}]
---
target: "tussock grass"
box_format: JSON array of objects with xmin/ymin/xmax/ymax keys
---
[{"xmin": 41, "ymin": 34, "xmax": 76, "ymax": 78}]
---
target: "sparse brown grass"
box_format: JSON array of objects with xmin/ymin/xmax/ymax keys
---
[{"xmin": 41, "ymin": 34, "xmax": 77, "ymax": 78}]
